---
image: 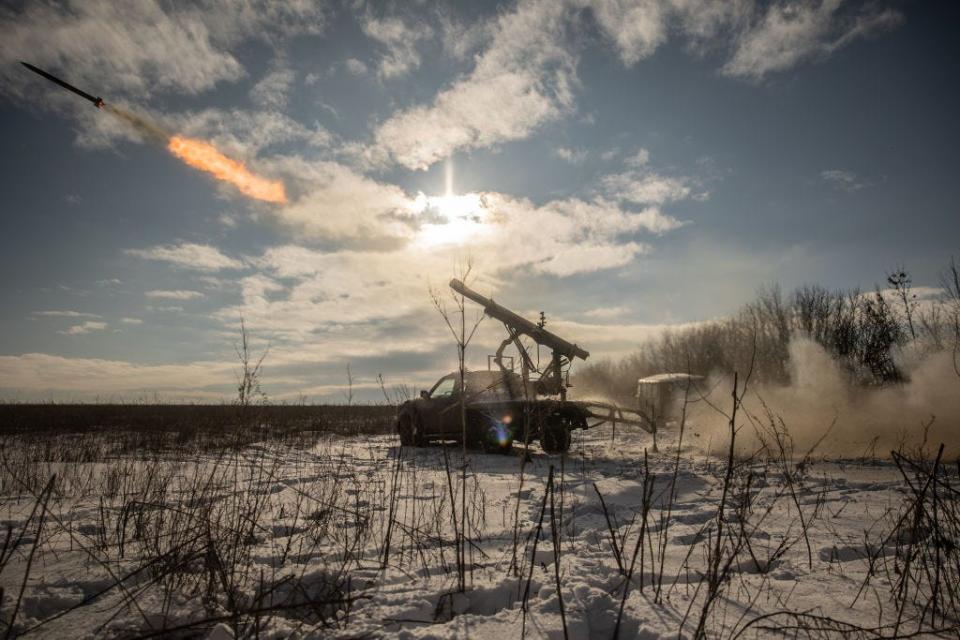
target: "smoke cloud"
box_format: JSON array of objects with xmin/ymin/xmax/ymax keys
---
[
  {"xmin": 104, "ymin": 104, "xmax": 170, "ymax": 145},
  {"xmin": 686, "ymin": 339, "xmax": 960, "ymax": 459}
]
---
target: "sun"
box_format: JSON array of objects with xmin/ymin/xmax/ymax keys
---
[{"xmin": 411, "ymin": 192, "xmax": 490, "ymax": 247}]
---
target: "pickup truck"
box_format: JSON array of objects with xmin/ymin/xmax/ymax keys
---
[{"xmin": 396, "ymin": 370, "xmax": 593, "ymax": 453}]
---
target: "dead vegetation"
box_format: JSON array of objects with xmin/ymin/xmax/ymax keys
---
[{"xmin": 0, "ymin": 264, "xmax": 958, "ymax": 637}]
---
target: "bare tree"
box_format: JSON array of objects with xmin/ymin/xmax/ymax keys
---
[
  {"xmin": 235, "ymin": 317, "xmax": 268, "ymax": 410},
  {"xmin": 429, "ymin": 259, "xmax": 485, "ymax": 592},
  {"xmin": 888, "ymin": 266, "xmax": 917, "ymax": 340}
]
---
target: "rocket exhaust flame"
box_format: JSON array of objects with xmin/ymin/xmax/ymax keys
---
[
  {"xmin": 21, "ymin": 61, "xmax": 287, "ymax": 205},
  {"xmin": 167, "ymin": 136, "xmax": 287, "ymax": 204}
]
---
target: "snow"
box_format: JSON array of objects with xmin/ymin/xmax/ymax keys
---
[{"xmin": 0, "ymin": 422, "xmax": 943, "ymax": 638}]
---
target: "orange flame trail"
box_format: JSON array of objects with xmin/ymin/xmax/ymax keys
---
[{"xmin": 167, "ymin": 136, "xmax": 287, "ymax": 204}]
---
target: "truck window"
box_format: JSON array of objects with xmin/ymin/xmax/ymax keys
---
[{"xmin": 430, "ymin": 376, "xmax": 457, "ymax": 398}]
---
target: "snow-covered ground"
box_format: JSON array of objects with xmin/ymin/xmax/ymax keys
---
[{"xmin": 0, "ymin": 422, "xmax": 950, "ymax": 638}]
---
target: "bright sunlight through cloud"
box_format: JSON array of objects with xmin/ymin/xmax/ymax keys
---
[{"xmin": 411, "ymin": 192, "xmax": 491, "ymax": 247}]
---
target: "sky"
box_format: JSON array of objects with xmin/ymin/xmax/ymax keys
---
[{"xmin": 0, "ymin": 0, "xmax": 957, "ymax": 402}]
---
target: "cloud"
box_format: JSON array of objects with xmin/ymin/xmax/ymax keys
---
[
  {"xmin": 602, "ymin": 171, "xmax": 692, "ymax": 205},
  {"xmin": 362, "ymin": 14, "xmax": 433, "ymax": 79},
  {"xmin": 249, "ymin": 61, "xmax": 296, "ymax": 110},
  {"xmin": 145, "ymin": 290, "xmax": 205, "ymax": 300},
  {"xmin": 67, "ymin": 96, "xmax": 332, "ymax": 154},
  {"xmin": 601, "ymin": 149, "xmax": 702, "ymax": 205},
  {"xmin": 120, "ymin": 317, "xmax": 144, "ymax": 325},
  {"xmin": 589, "ymin": 0, "xmax": 669, "ymax": 65},
  {"xmin": 587, "ymin": 0, "xmax": 754, "ymax": 66},
  {"xmin": 218, "ymin": 213, "xmax": 238, "ymax": 228},
  {"xmin": 59, "ymin": 321, "xmax": 108, "ymax": 335},
  {"xmin": 1, "ymin": 3, "xmax": 240, "ymax": 99},
  {"xmin": 439, "ymin": 11, "xmax": 494, "ymax": 61},
  {"xmin": 723, "ymin": 0, "xmax": 903, "ymax": 80},
  {"xmin": 0, "ymin": 1, "xmax": 327, "ymax": 101},
  {"xmin": 126, "ymin": 242, "xmax": 244, "ymax": 272},
  {"xmin": 371, "ymin": 0, "xmax": 575, "ymax": 170},
  {"xmin": 166, "ymin": 108, "xmax": 332, "ymax": 155},
  {"xmin": 0, "ymin": 353, "xmax": 235, "ymax": 397},
  {"xmin": 625, "ymin": 148, "xmax": 650, "ymax": 167},
  {"xmin": 344, "ymin": 58, "xmax": 369, "ymax": 76},
  {"xmin": 259, "ymin": 157, "xmax": 414, "ymax": 244},
  {"xmin": 583, "ymin": 306, "xmax": 631, "ymax": 320},
  {"xmin": 821, "ymin": 168, "xmax": 868, "ymax": 192},
  {"xmin": 146, "ymin": 305, "xmax": 184, "ymax": 313},
  {"xmin": 369, "ymin": 0, "xmax": 895, "ymax": 171},
  {"xmin": 553, "ymin": 146, "xmax": 588, "ymax": 164},
  {"xmin": 33, "ymin": 310, "xmax": 101, "ymax": 318},
  {"xmin": 480, "ymin": 194, "xmax": 682, "ymax": 275}
]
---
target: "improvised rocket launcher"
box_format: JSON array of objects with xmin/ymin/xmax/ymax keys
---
[{"xmin": 397, "ymin": 281, "xmax": 652, "ymax": 454}]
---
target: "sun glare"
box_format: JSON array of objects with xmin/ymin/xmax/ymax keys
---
[{"xmin": 412, "ymin": 192, "xmax": 490, "ymax": 246}]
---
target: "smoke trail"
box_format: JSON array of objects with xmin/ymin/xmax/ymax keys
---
[
  {"xmin": 104, "ymin": 104, "xmax": 287, "ymax": 204},
  {"xmin": 687, "ymin": 339, "xmax": 960, "ymax": 459},
  {"xmin": 103, "ymin": 104, "xmax": 170, "ymax": 145}
]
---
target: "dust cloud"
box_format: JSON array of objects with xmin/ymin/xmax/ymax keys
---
[{"xmin": 686, "ymin": 339, "xmax": 960, "ymax": 459}]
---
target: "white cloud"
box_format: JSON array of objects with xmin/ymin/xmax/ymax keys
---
[
  {"xmin": 625, "ymin": 148, "xmax": 650, "ymax": 167},
  {"xmin": 0, "ymin": 1, "xmax": 327, "ymax": 101},
  {"xmin": 589, "ymin": 0, "xmax": 669, "ymax": 65},
  {"xmin": 249, "ymin": 62, "xmax": 296, "ymax": 110},
  {"xmin": 723, "ymin": 0, "xmax": 903, "ymax": 80},
  {"xmin": 603, "ymin": 171, "xmax": 692, "ymax": 205},
  {"xmin": 583, "ymin": 306, "xmax": 631, "ymax": 320},
  {"xmin": 343, "ymin": 58, "xmax": 369, "ymax": 76},
  {"xmin": 126, "ymin": 242, "xmax": 244, "ymax": 272},
  {"xmin": 362, "ymin": 15, "xmax": 433, "ymax": 79},
  {"xmin": 1, "ymin": 3, "xmax": 240, "ymax": 99},
  {"xmin": 600, "ymin": 147, "xmax": 622, "ymax": 162},
  {"xmin": 596, "ymin": 147, "xmax": 707, "ymax": 206},
  {"xmin": 371, "ymin": 0, "xmax": 575, "ymax": 170},
  {"xmin": 439, "ymin": 12, "xmax": 494, "ymax": 61},
  {"xmin": 59, "ymin": 321, "xmax": 108, "ymax": 335},
  {"xmin": 146, "ymin": 305, "xmax": 184, "ymax": 313},
  {"xmin": 553, "ymin": 146, "xmax": 589, "ymax": 164},
  {"xmin": 145, "ymin": 290, "xmax": 205, "ymax": 300},
  {"xmin": 218, "ymin": 213, "xmax": 238, "ymax": 228},
  {"xmin": 174, "ymin": 109, "xmax": 332, "ymax": 155},
  {"xmin": 587, "ymin": 0, "xmax": 753, "ymax": 66},
  {"xmin": 70, "ymin": 100, "xmax": 332, "ymax": 154},
  {"xmin": 259, "ymin": 157, "xmax": 414, "ymax": 243},
  {"xmin": 120, "ymin": 317, "xmax": 144, "ymax": 325},
  {"xmin": 821, "ymin": 169, "xmax": 867, "ymax": 192},
  {"xmin": 370, "ymin": 0, "xmax": 890, "ymax": 171},
  {"xmin": 0, "ymin": 353, "xmax": 234, "ymax": 397},
  {"xmin": 33, "ymin": 310, "xmax": 101, "ymax": 318},
  {"xmin": 365, "ymin": 0, "xmax": 902, "ymax": 171}
]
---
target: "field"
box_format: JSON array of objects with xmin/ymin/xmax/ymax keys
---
[{"xmin": 0, "ymin": 402, "xmax": 956, "ymax": 639}]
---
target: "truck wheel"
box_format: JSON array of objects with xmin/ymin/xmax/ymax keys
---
[
  {"xmin": 397, "ymin": 410, "xmax": 424, "ymax": 447},
  {"xmin": 540, "ymin": 416, "xmax": 572, "ymax": 454}
]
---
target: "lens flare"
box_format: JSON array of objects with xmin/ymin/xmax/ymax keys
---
[
  {"xmin": 167, "ymin": 136, "xmax": 287, "ymax": 204},
  {"xmin": 489, "ymin": 422, "xmax": 513, "ymax": 446}
]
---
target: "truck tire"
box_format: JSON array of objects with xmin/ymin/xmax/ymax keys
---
[
  {"xmin": 540, "ymin": 414, "xmax": 572, "ymax": 454},
  {"xmin": 397, "ymin": 409, "xmax": 425, "ymax": 447}
]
